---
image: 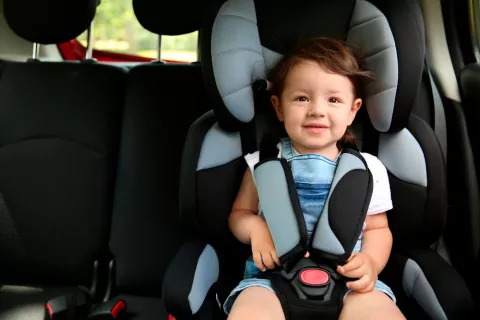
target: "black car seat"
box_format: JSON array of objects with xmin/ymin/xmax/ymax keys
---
[
  {"xmin": 87, "ymin": 0, "xmax": 216, "ymax": 319},
  {"xmin": 162, "ymin": 0, "xmax": 475, "ymax": 319},
  {"xmin": 0, "ymin": 0, "xmax": 127, "ymax": 319}
]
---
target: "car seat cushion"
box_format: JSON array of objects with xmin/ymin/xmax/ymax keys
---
[{"xmin": 202, "ymin": 0, "xmax": 403, "ymax": 133}]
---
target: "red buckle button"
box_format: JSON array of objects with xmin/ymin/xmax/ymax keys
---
[
  {"xmin": 300, "ymin": 269, "xmax": 329, "ymax": 286},
  {"xmin": 111, "ymin": 300, "xmax": 126, "ymax": 319}
]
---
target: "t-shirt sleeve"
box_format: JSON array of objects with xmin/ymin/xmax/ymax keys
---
[
  {"xmin": 244, "ymin": 151, "xmax": 260, "ymax": 175},
  {"xmin": 362, "ymin": 153, "xmax": 393, "ymax": 215},
  {"xmin": 244, "ymin": 142, "xmax": 283, "ymax": 175}
]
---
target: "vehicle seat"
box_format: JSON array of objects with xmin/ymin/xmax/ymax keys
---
[
  {"xmin": 0, "ymin": 0, "xmax": 126, "ymax": 319},
  {"xmin": 162, "ymin": 0, "xmax": 475, "ymax": 319},
  {"xmin": 95, "ymin": 0, "xmax": 215, "ymax": 319}
]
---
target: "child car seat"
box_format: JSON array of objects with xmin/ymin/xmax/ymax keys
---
[{"xmin": 162, "ymin": 0, "xmax": 475, "ymax": 319}]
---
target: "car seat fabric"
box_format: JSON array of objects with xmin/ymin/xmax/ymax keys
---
[
  {"xmin": 100, "ymin": 1, "xmax": 216, "ymax": 319},
  {"xmin": 0, "ymin": 0, "xmax": 125, "ymax": 286},
  {"xmin": 110, "ymin": 65, "xmax": 211, "ymax": 296},
  {"xmin": 162, "ymin": 0, "xmax": 476, "ymax": 319},
  {"xmin": 0, "ymin": 0, "xmax": 126, "ymax": 319},
  {"xmin": 3, "ymin": 0, "xmax": 100, "ymax": 44},
  {"xmin": 0, "ymin": 62, "xmax": 126, "ymax": 284},
  {"xmin": 204, "ymin": 0, "xmax": 401, "ymax": 133},
  {"xmin": 133, "ymin": 0, "xmax": 210, "ymax": 36}
]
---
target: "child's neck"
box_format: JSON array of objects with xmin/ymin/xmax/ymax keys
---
[{"xmin": 291, "ymin": 140, "xmax": 340, "ymax": 161}]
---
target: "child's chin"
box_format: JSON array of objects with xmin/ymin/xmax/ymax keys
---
[{"xmin": 305, "ymin": 141, "xmax": 338, "ymax": 151}]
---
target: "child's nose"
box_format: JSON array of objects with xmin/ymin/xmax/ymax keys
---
[{"xmin": 308, "ymin": 101, "xmax": 326, "ymax": 116}]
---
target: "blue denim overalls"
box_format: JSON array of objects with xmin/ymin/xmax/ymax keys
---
[{"xmin": 223, "ymin": 138, "xmax": 395, "ymax": 314}]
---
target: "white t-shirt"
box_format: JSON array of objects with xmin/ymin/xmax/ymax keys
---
[{"xmin": 244, "ymin": 143, "xmax": 393, "ymax": 216}]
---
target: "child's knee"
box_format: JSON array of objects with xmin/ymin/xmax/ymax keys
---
[
  {"xmin": 228, "ymin": 287, "xmax": 284, "ymax": 320},
  {"xmin": 340, "ymin": 291, "xmax": 405, "ymax": 320}
]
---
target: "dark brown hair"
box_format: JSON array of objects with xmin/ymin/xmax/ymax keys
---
[{"xmin": 269, "ymin": 37, "xmax": 374, "ymax": 148}]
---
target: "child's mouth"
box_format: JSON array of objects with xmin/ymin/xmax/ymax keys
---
[{"xmin": 304, "ymin": 124, "xmax": 328, "ymax": 133}]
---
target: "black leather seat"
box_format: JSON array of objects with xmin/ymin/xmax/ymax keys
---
[
  {"xmin": 0, "ymin": 0, "xmax": 126, "ymax": 319},
  {"xmin": 99, "ymin": 1, "xmax": 214, "ymax": 318}
]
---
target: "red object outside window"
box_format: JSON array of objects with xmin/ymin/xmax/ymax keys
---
[{"xmin": 57, "ymin": 39, "xmax": 187, "ymax": 64}]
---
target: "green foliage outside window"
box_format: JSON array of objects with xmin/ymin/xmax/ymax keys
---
[{"xmin": 78, "ymin": 0, "xmax": 198, "ymax": 62}]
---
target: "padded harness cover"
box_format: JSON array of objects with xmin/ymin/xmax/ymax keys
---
[
  {"xmin": 254, "ymin": 148, "xmax": 373, "ymax": 268},
  {"xmin": 253, "ymin": 148, "xmax": 372, "ymax": 320}
]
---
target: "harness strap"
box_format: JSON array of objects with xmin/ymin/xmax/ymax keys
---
[
  {"xmin": 254, "ymin": 145, "xmax": 372, "ymax": 268},
  {"xmin": 310, "ymin": 149, "xmax": 373, "ymax": 264},
  {"xmin": 254, "ymin": 156, "xmax": 307, "ymax": 271}
]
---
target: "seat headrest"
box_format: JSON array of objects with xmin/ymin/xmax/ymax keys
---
[
  {"xmin": 133, "ymin": 0, "xmax": 221, "ymax": 36},
  {"xmin": 202, "ymin": 0, "xmax": 425, "ymax": 133},
  {"xmin": 3, "ymin": 0, "xmax": 100, "ymax": 44}
]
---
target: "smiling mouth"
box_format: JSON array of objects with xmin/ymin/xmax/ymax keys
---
[
  {"xmin": 303, "ymin": 124, "xmax": 328, "ymax": 133},
  {"xmin": 304, "ymin": 124, "xmax": 328, "ymax": 128}
]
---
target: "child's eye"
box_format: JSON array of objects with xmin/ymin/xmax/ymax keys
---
[
  {"xmin": 329, "ymin": 97, "xmax": 341, "ymax": 103},
  {"xmin": 295, "ymin": 96, "xmax": 308, "ymax": 102}
]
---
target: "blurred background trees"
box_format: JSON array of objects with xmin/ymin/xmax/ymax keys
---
[{"xmin": 78, "ymin": 0, "xmax": 198, "ymax": 61}]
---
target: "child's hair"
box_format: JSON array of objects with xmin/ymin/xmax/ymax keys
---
[{"xmin": 269, "ymin": 37, "xmax": 374, "ymax": 149}]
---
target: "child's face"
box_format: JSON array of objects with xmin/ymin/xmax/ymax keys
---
[{"xmin": 271, "ymin": 59, "xmax": 362, "ymax": 158}]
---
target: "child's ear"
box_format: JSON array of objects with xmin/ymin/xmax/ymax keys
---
[
  {"xmin": 271, "ymin": 95, "xmax": 284, "ymax": 122},
  {"xmin": 347, "ymin": 98, "xmax": 362, "ymax": 126}
]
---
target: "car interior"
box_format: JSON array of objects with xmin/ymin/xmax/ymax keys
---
[{"xmin": 0, "ymin": 0, "xmax": 480, "ymax": 319}]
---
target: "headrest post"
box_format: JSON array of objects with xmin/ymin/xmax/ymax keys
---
[
  {"xmin": 32, "ymin": 43, "xmax": 40, "ymax": 60},
  {"xmin": 156, "ymin": 35, "xmax": 162, "ymax": 62},
  {"xmin": 196, "ymin": 31, "xmax": 202, "ymax": 61},
  {"xmin": 85, "ymin": 21, "xmax": 94, "ymax": 60}
]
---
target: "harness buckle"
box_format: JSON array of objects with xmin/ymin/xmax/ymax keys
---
[{"xmin": 281, "ymin": 259, "xmax": 339, "ymax": 300}]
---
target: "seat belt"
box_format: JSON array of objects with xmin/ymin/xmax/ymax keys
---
[
  {"xmin": 46, "ymin": 287, "xmax": 91, "ymax": 320},
  {"xmin": 425, "ymin": 55, "xmax": 447, "ymax": 163}
]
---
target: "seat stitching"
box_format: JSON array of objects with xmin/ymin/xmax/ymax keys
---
[
  {"xmin": 214, "ymin": 47, "xmax": 263, "ymax": 58},
  {"xmin": 349, "ymin": 16, "xmax": 385, "ymax": 30},
  {"xmin": 366, "ymin": 46, "xmax": 396, "ymax": 60},
  {"xmin": 1, "ymin": 137, "xmax": 104, "ymax": 156},
  {"xmin": 219, "ymin": 13, "xmax": 257, "ymax": 25},
  {"xmin": 369, "ymin": 86, "xmax": 397, "ymax": 97},
  {"xmin": 221, "ymin": 59, "xmax": 264, "ymax": 99}
]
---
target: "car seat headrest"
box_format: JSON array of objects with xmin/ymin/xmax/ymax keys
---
[
  {"xmin": 202, "ymin": 0, "xmax": 425, "ymax": 133},
  {"xmin": 133, "ymin": 0, "xmax": 221, "ymax": 36},
  {"xmin": 3, "ymin": 0, "xmax": 100, "ymax": 44}
]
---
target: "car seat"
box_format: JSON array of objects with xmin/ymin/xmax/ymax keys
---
[{"xmin": 163, "ymin": 0, "xmax": 475, "ymax": 319}]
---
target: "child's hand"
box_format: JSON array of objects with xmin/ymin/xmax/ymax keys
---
[
  {"xmin": 336, "ymin": 252, "xmax": 377, "ymax": 293},
  {"xmin": 249, "ymin": 216, "xmax": 281, "ymax": 271}
]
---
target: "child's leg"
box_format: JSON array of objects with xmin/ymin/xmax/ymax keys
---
[
  {"xmin": 339, "ymin": 291, "xmax": 406, "ymax": 320},
  {"xmin": 228, "ymin": 287, "xmax": 285, "ymax": 320}
]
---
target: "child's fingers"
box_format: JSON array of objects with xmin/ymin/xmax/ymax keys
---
[
  {"xmin": 262, "ymin": 251, "xmax": 276, "ymax": 269},
  {"xmin": 354, "ymin": 281, "xmax": 376, "ymax": 293},
  {"xmin": 338, "ymin": 266, "xmax": 365, "ymax": 279},
  {"xmin": 337, "ymin": 256, "xmax": 363, "ymax": 274},
  {"xmin": 304, "ymin": 251, "xmax": 310, "ymax": 258},
  {"xmin": 253, "ymin": 251, "xmax": 266, "ymax": 271},
  {"xmin": 346, "ymin": 275, "xmax": 373, "ymax": 292},
  {"xmin": 271, "ymin": 250, "xmax": 281, "ymax": 266}
]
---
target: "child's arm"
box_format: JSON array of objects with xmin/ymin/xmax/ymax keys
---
[
  {"xmin": 337, "ymin": 212, "xmax": 392, "ymax": 292},
  {"xmin": 229, "ymin": 169, "xmax": 280, "ymax": 270},
  {"xmin": 361, "ymin": 212, "xmax": 392, "ymax": 274},
  {"xmin": 228, "ymin": 169, "xmax": 261, "ymax": 244}
]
